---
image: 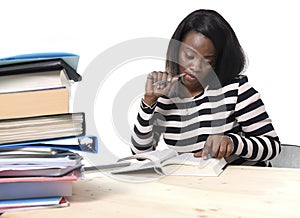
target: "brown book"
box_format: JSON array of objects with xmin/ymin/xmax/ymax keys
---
[{"xmin": 0, "ymin": 87, "xmax": 69, "ymax": 119}]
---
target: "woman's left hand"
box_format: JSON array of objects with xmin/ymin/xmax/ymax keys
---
[{"xmin": 194, "ymin": 135, "xmax": 234, "ymax": 159}]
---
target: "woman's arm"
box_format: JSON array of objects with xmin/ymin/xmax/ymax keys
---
[
  {"xmin": 195, "ymin": 76, "xmax": 281, "ymax": 162},
  {"xmin": 226, "ymin": 76, "xmax": 281, "ymax": 162},
  {"xmin": 131, "ymin": 71, "xmax": 179, "ymax": 154},
  {"xmin": 130, "ymin": 100, "xmax": 160, "ymax": 154}
]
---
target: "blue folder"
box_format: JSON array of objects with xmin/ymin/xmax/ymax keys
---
[
  {"xmin": 0, "ymin": 52, "xmax": 79, "ymax": 71},
  {"xmin": 0, "ymin": 136, "xmax": 98, "ymax": 153}
]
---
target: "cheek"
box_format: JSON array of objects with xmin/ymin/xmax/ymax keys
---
[
  {"xmin": 179, "ymin": 64, "xmax": 185, "ymax": 74},
  {"xmin": 178, "ymin": 52, "xmax": 189, "ymax": 71}
]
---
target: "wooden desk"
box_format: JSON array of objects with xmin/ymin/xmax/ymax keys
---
[{"xmin": 3, "ymin": 166, "xmax": 300, "ymax": 218}]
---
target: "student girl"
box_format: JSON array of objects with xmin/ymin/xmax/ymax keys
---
[{"xmin": 131, "ymin": 9, "xmax": 280, "ymax": 166}]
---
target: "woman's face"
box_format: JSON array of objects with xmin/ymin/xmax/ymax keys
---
[{"xmin": 178, "ymin": 30, "xmax": 217, "ymax": 93}]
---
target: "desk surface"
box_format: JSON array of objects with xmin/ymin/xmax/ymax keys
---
[{"xmin": 3, "ymin": 166, "xmax": 300, "ymax": 218}]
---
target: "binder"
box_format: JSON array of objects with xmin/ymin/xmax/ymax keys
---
[
  {"xmin": 0, "ymin": 113, "xmax": 86, "ymax": 145},
  {"xmin": 0, "ymin": 136, "xmax": 98, "ymax": 153}
]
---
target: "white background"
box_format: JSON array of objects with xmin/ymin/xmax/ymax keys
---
[{"xmin": 1, "ymin": 0, "xmax": 299, "ymax": 158}]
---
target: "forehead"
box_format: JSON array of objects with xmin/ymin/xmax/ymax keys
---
[{"xmin": 181, "ymin": 30, "xmax": 216, "ymax": 56}]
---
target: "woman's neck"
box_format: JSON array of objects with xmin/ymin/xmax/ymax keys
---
[
  {"xmin": 179, "ymin": 82, "xmax": 204, "ymax": 98},
  {"xmin": 190, "ymin": 88, "xmax": 204, "ymax": 97}
]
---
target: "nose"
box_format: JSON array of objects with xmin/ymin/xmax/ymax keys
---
[
  {"xmin": 189, "ymin": 57, "xmax": 213, "ymax": 73},
  {"xmin": 189, "ymin": 58, "xmax": 202, "ymax": 72}
]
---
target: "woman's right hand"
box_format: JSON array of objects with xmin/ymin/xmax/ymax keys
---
[{"xmin": 144, "ymin": 71, "xmax": 178, "ymax": 106}]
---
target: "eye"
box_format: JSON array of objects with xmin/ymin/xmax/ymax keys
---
[
  {"xmin": 203, "ymin": 59, "xmax": 215, "ymax": 68},
  {"xmin": 204, "ymin": 59, "xmax": 211, "ymax": 66},
  {"xmin": 185, "ymin": 52, "xmax": 195, "ymax": 60}
]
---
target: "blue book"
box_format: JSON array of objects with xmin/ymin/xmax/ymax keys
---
[
  {"xmin": 0, "ymin": 196, "xmax": 63, "ymax": 207},
  {"xmin": 0, "ymin": 52, "xmax": 79, "ymax": 70},
  {"xmin": 0, "ymin": 197, "xmax": 69, "ymax": 214}
]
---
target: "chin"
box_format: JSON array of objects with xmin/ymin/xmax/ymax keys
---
[{"xmin": 182, "ymin": 79, "xmax": 202, "ymax": 88}]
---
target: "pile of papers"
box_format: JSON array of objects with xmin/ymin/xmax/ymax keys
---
[{"xmin": 0, "ymin": 147, "xmax": 82, "ymax": 212}]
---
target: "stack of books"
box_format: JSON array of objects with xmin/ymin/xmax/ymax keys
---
[{"xmin": 0, "ymin": 53, "xmax": 97, "ymax": 213}]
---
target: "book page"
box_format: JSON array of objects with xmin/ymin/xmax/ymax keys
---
[
  {"xmin": 161, "ymin": 155, "xmax": 227, "ymax": 176},
  {"xmin": 162, "ymin": 153, "xmax": 208, "ymax": 166},
  {"xmin": 112, "ymin": 149, "xmax": 178, "ymax": 175},
  {"xmin": 0, "ymin": 71, "xmax": 66, "ymax": 93},
  {"xmin": 113, "ymin": 150, "xmax": 227, "ymax": 176},
  {"xmin": 117, "ymin": 149, "xmax": 178, "ymax": 164}
]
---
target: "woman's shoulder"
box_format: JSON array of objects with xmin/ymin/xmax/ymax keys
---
[
  {"xmin": 229, "ymin": 74, "xmax": 249, "ymax": 85},
  {"xmin": 211, "ymin": 74, "xmax": 249, "ymax": 93},
  {"xmin": 208, "ymin": 74, "xmax": 252, "ymax": 97},
  {"xmin": 226, "ymin": 74, "xmax": 261, "ymax": 99},
  {"xmin": 224, "ymin": 74, "xmax": 254, "ymax": 91}
]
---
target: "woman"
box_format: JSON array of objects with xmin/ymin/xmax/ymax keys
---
[{"xmin": 131, "ymin": 9, "xmax": 280, "ymax": 166}]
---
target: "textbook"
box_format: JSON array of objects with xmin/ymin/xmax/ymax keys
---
[
  {"xmin": 0, "ymin": 113, "xmax": 85, "ymax": 145},
  {"xmin": 0, "ymin": 69, "xmax": 76, "ymax": 93},
  {"xmin": 0, "ymin": 87, "xmax": 69, "ymax": 119},
  {"xmin": 0, "ymin": 57, "xmax": 81, "ymax": 82},
  {"xmin": 0, "ymin": 171, "xmax": 78, "ymax": 200},
  {"xmin": 112, "ymin": 149, "xmax": 228, "ymax": 177},
  {"xmin": 0, "ymin": 196, "xmax": 69, "ymax": 213},
  {"xmin": 0, "ymin": 58, "xmax": 81, "ymax": 119}
]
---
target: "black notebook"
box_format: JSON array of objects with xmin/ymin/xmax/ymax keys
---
[{"xmin": 0, "ymin": 58, "xmax": 81, "ymax": 82}]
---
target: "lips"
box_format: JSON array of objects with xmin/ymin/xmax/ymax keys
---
[{"xmin": 183, "ymin": 71, "xmax": 197, "ymax": 81}]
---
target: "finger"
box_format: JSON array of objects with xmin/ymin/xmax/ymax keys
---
[
  {"xmin": 225, "ymin": 136, "xmax": 234, "ymax": 157},
  {"xmin": 153, "ymin": 72, "xmax": 164, "ymax": 90},
  {"xmin": 165, "ymin": 73, "xmax": 178, "ymax": 90},
  {"xmin": 171, "ymin": 75, "xmax": 180, "ymax": 83},
  {"xmin": 157, "ymin": 71, "xmax": 163, "ymax": 85},
  {"xmin": 193, "ymin": 150, "xmax": 202, "ymax": 158},
  {"xmin": 152, "ymin": 71, "xmax": 158, "ymax": 85},
  {"xmin": 210, "ymin": 137, "xmax": 221, "ymax": 158},
  {"xmin": 216, "ymin": 137, "xmax": 228, "ymax": 158},
  {"xmin": 161, "ymin": 72, "xmax": 168, "ymax": 84},
  {"xmin": 146, "ymin": 72, "xmax": 154, "ymax": 85},
  {"xmin": 202, "ymin": 137, "xmax": 213, "ymax": 160},
  {"xmin": 145, "ymin": 72, "xmax": 155, "ymax": 94},
  {"xmin": 157, "ymin": 72, "xmax": 168, "ymax": 89}
]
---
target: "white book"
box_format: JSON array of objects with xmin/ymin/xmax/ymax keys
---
[
  {"xmin": 0, "ymin": 70, "xmax": 71, "ymax": 94},
  {"xmin": 111, "ymin": 149, "xmax": 228, "ymax": 177}
]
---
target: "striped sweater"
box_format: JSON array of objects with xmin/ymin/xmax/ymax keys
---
[{"xmin": 131, "ymin": 75, "xmax": 281, "ymax": 166}]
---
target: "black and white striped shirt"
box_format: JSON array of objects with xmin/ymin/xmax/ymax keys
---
[{"xmin": 131, "ymin": 75, "xmax": 281, "ymax": 166}]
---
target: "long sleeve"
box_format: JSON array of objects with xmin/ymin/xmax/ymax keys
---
[
  {"xmin": 130, "ymin": 75, "xmax": 281, "ymax": 166},
  {"xmin": 130, "ymin": 100, "xmax": 162, "ymax": 154},
  {"xmin": 226, "ymin": 77, "xmax": 281, "ymax": 162}
]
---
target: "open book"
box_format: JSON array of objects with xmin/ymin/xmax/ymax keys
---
[{"xmin": 111, "ymin": 149, "xmax": 228, "ymax": 176}]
